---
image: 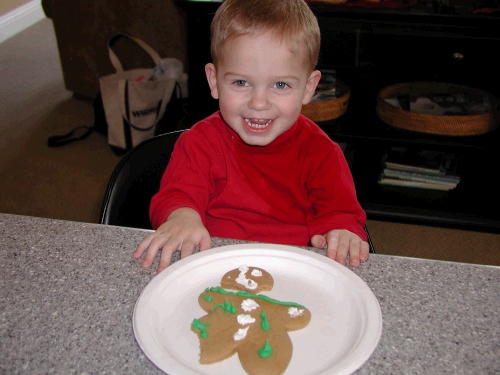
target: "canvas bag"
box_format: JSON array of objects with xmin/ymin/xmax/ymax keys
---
[
  {"xmin": 100, "ymin": 33, "xmax": 177, "ymax": 152},
  {"xmin": 47, "ymin": 34, "xmax": 185, "ymax": 154}
]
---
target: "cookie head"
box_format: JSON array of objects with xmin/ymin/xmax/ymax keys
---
[{"xmin": 220, "ymin": 265, "xmax": 274, "ymax": 293}]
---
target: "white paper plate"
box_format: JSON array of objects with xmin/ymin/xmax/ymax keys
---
[{"xmin": 133, "ymin": 244, "xmax": 382, "ymax": 375}]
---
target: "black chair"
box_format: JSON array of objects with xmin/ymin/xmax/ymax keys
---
[
  {"xmin": 99, "ymin": 130, "xmax": 375, "ymax": 253},
  {"xmin": 99, "ymin": 129, "xmax": 185, "ymax": 229}
]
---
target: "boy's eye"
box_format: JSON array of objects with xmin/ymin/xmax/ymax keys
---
[
  {"xmin": 235, "ymin": 80, "xmax": 249, "ymax": 87},
  {"xmin": 274, "ymin": 82, "xmax": 289, "ymax": 90}
]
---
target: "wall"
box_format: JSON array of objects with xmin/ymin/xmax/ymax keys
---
[
  {"xmin": 0, "ymin": 0, "xmax": 45, "ymax": 43},
  {"xmin": 0, "ymin": 0, "xmax": 31, "ymax": 16}
]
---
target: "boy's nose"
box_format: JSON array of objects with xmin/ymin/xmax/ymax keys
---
[{"xmin": 248, "ymin": 89, "xmax": 271, "ymax": 111}]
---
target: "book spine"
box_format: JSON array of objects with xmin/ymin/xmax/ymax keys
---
[
  {"xmin": 382, "ymin": 169, "xmax": 460, "ymax": 184},
  {"xmin": 378, "ymin": 178, "xmax": 456, "ymax": 191}
]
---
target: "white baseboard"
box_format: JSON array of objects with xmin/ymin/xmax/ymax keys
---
[{"xmin": 0, "ymin": 0, "xmax": 45, "ymax": 44}]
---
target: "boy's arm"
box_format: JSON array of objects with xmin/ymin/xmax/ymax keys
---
[
  {"xmin": 306, "ymin": 140, "xmax": 367, "ymax": 240},
  {"xmin": 149, "ymin": 126, "xmax": 215, "ymax": 231},
  {"xmin": 306, "ymin": 139, "xmax": 368, "ymax": 266},
  {"xmin": 133, "ymin": 207, "xmax": 212, "ymax": 273}
]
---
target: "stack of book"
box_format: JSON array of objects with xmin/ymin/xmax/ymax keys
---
[{"xmin": 378, "ymin": 147, "xmax": 461, "ymax": 191}]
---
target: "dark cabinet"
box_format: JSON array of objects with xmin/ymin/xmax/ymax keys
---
[{"xmin": 176, "ymin": 0, "xmax": 500, "ymax": 232}]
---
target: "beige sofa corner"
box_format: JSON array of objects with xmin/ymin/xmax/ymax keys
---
[{"xmin": 42, "ymin": 0, "xmax": 187, "ymax": 99}]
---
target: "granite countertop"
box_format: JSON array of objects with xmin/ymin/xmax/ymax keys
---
[{"xmin": 1, "ymin": 213, "xmax": 499, "ymax": 374}]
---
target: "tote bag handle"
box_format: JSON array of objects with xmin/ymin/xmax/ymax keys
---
[{"xmin": 107, "ymin": 33, "xmax": 162, "ymax": 73}]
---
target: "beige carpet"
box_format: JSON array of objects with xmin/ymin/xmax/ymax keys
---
[
  {"xmin": 1, "ymin": 18, "xmax": 499, "ymax": 267},
  {"xmin": 0, "ymin": 18, "xmax": 121, "ymax": 223}
]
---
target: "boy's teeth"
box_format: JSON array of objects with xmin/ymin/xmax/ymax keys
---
[{"xmin": 245, "ymin": 118, "xmax": 272, "ymax": 129}]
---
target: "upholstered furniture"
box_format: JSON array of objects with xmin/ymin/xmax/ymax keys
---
[{"xmin": 42, "ymin": 0, "xmax": 187, "ymax": 99}]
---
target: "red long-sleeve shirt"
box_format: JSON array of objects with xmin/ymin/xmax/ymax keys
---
[{"xmin": 150, "ymin": 111, "xmax": 367, "ymax": 245}]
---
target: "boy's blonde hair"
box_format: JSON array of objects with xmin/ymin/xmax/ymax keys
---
[{"xmin": 210, "ymin": 0, "xmax": 321, "ymax": 72}]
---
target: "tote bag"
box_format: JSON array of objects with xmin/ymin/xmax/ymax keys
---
[
  {"xmin": 47, "ymin": 34, "xmax": 186, "ymax": 154},
  {"xmin": 100, "ymin": 33, "xmax": 178, "ymax": 153}
]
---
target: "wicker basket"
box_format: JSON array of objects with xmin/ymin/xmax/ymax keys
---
[
  {"xmin": 301, "ymin": 80, "xmax": 350, "ymax": 123},
  {"xmin": 376, "ymin": 82, "xmax": 500, "ymax": 136}
]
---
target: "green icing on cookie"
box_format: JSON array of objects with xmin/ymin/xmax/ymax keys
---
[
  {"xmin": 192, "ymin": 318, "xmax": 210, "ymax": 338},
  {"xmin": 201, "ymin": 292, "xmax": 213, "ymax": 302},
  {"xmin": 205, "ymin": 286, "xmax": 305, "ymax": 308},
  {"xmin": 260, "ymin": 310, "xmax": 270, "ymax": 331},
  {"xmin": 258, "ymin": 339, "xmax": 273, "ymax": 358},
  {"xmin": 211, "ymin": 299, "xmax": 236, "ymax": 314}
]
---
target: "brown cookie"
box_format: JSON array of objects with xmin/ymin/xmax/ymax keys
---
[
  {"xmin": 192, "ymin": 272, "xmax": 311, "ymax": 375},
  {"xmin": 220, "ymin": 265, "xmax": 274, "ymax": 293}
]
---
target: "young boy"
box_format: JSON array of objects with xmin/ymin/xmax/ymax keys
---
[{"xmin": 134, "ymin": 0, "xmax": 369, "ymax": 273}]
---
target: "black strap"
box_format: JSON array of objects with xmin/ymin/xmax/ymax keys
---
[{"xmin": 47, "ymin": 126, "xmax": 95, "ymax": 147}]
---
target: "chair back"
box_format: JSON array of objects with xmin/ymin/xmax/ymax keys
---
[{"xmin": 99, "ymin": 129, "xmax": 185, "ymax": 229}]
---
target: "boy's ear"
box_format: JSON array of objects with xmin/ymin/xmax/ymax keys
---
[
  {"xmin": 302, "ymin": 70, "xmax": 322, "ymax": 105},
  {"xmin": 205, "ymin": 63, "xmax": 219, "ymax": 100}
]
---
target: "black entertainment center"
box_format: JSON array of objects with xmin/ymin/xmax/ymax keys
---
[{"xmin": 176, "ymin": 0, "xmax": 500, "ymax": 233}]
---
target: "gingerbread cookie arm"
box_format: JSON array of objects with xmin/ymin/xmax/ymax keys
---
[
  {"xmin": 191, "ymin": 310, "xmax": 240, "ymax": 364},
  {"xmin": 274, "ymin": 304, "xmax": 312, "ymax": 331}
]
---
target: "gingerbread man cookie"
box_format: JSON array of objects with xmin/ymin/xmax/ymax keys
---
[{"xmin": 191, "ymin": 265, "xmax": 311, "ymax": 375}]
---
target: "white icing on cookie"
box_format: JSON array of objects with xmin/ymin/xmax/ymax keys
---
[
  {"xmin": 250, "ymin": 269, "xmax": 262, "ymax": 277},
  {"xmin": 237, "ymin": 314, "xmax": 256, "ymax": 325},
  {"xmin": 235, "ymin": 265, "xmax": 258, "ymax": 290},
  {"xmin": 241, "ymin": 299, "xmax": 260, "ymax": 312},
  {"xmin": 233, "ymin": 326, "xmax": 250, "ymax": 341},
  {"xmin": 288, "ymin": 307, "xmax": 304, "ymax": 318}
]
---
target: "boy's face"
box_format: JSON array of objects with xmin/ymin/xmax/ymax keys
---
[{"xmin": 205, "ymin": 31, "xmax": 321, "ymax": 146}]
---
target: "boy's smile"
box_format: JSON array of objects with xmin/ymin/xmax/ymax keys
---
[
  {"xmin": 244, "ymin": 118, "xmax": 274, "ymax": 135},
  {"xmin": 205, "ymin": 31, "xmax": 321, "ymax": 146}
]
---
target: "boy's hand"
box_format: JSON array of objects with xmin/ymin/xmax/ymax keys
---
[
  {"xmin": 133, "ymin": 207, "xmax": 212, "ymax": 274},
  {"xmin": 311, "ymin": 229, "xmax": 369, "ymax": 267}
]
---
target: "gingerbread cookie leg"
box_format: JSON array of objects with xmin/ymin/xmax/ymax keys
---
[{"xmin": 237, "ymin": 324, "xmax": 293, "ymax": 375}]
